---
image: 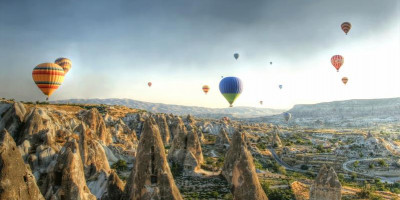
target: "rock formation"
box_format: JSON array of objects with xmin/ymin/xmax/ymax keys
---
[
  {"xmin": 185, "ymin": 114, "xmax": 196, "ymax": 125},
  {"xmin": 0, "ymin": 129, "xmax": 44, "ymax": 200},
  {"xmin": 0, "ymin": 102, "xmax": 26, "ymax": 137},
  {"xmin": 44, "ymin": 139, "xmax": 96, "ymax": 200},
  {"xmin": 79, "ymin": 108, "xmax": 112, "ymax": 145},
  {"xmin": 168, "ymin": 117, "xmax": 203, "ymax": 174},
  {"xmin": 309, "ymin": 165, "xmax": 342, "ymax": 200},
  {"xmin": 123, "ymin": 117, "xmax": 183, "ymax": 200},
  {"xmin": 222, "ymin": 130, "xmax": 268, "ymax": 200},
  {"xmin": 272, "ymin": 126, "xmax": 282, "ymax": 148},
  {"xmin": 154, "ymin": 114, "xmax": 171, "ymax": 145},
  {"xmin": 215, "ymin": 128, "xmax": 231, "ymax": 150},
  {"xmin": 100, "ymin": 170, "xmax": 124, "ymax": 200}
]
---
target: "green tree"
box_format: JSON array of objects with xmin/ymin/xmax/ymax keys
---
[
  {"xmin": 369, "ymin": 163, "xmax": 375, "ymax": 169},
  {"xmin": 353, "ymin": 161, "xmax": 360, "ymax": 168},
  {"xmin": 351, "ymin": 172, "xmax": 357, "ymax": 180}
]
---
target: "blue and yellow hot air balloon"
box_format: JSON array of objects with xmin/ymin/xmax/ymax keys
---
[
  {"xmin": 219, "ymin": 77, "xmax": 243, "ymax": 107},
  {"xmin": 32, "ymin": 63, "xmax": 65, "ymax": 100}
]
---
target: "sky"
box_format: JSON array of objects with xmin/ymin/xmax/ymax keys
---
[{"xmin": 0, "ymin": 0, "xmax": 399, "ymax": 109}]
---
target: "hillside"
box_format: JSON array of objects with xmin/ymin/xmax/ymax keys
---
[
  {"xmin": 250, "ymin": 97, "xmax": 400, "ymax": 128},
  {"xmin": 53, "ymin": 98, "xmax": 285, "ymax": 119}
]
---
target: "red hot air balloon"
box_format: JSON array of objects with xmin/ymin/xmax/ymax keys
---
[
  {"xmin": 331, "ymin": 55, "xmax": 344, "ymax": 72},
  {"xmin": 148, "ymin": 82, "xmax": 152, "ymax": 87},
  {"xmin": 341, "ymin": 22, "xmax": 351, "ymax": 35}
]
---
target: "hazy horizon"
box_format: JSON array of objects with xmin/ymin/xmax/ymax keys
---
[{"xmin": 1, "ymin": 0, "xmax": 399, "ymax": 109}]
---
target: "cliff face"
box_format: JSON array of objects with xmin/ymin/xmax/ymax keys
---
[
  {"xmin": 222, "ymin": 130, "xmax": 268, "ymax": 200},
  {"xmin": 309, "ymin": 165, "xmax": 342, "ymax": 200},
  {"xmin": 0, "ymin": 102, "xmax": 137, "ymax": 199},
  {"xmin": 0, "ymin": 129, "xmax": 44, "ymax": 200},
  {"xmin": 124, "ymin": 117, "xmax": 183, "ymax": 200},
  {"xmin": 168, "ymin": 117, "xmax": 203, "ymax": 175}
]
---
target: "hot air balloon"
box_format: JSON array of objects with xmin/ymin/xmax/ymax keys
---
[
  {"xmin": 221, "ymin": 76, "xmax": 224, "ymax": 78},
  {"xmin": 342, "ymin": 77, "xmax": 348, "ymax": 85},
  {"xmin": 234, "ymin": 53, "xmax": 239, "ymax": 60},
  {"xmin": 219, "ymin": 77, "xmax": 243, "ymax": 107},
  {"xmin": 55, "ymin": 58, "xmax": 72, "ymax": 75},
  {"xmin": 283, "ymin": 112, "xmax": 291, "ymax": 122},
  {"xmin": 341, "ymin": 22, "xmax": 351, "ymax": 35},
  {"xmin": 331, "ymin": 55, "xmax": 344, "ymax": 72},
  {"xmin": 260, "ymin": 101, "xmax": 263, "ymax": 105},
  {"xmin": 32, "ymin": 63, "xmax": 65, "ymax": 100},
  {"xmin": 279, "ymin": 85, "xmax": 283, "ymax": 89},
  {"xmin": 202, "ymin": 85, "xmax": 210, "ymax": 94},
  {"xmin": 148, "ymin": 82, "xmax": 152, "ymax": 87},
  {"xmin": 270, "ymin": 62, "xmax": 273, "ymax": 65}
]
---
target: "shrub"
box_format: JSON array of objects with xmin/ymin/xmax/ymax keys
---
[
  {"xmin": 300, "ymin": 164, "xmax": 309, "ymax": 170},
  {"xmin": 111, "ymin": 160, "xmax": 127, "ymax": 171}
]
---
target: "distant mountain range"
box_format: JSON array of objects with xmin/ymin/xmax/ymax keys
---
[
  {"xmin": 251, "ymin": 97, "xmax": 400, "ymax": 128},
  {"xmin": 52, "ymin": 98, "xmax": 285, "ymax": 119}
]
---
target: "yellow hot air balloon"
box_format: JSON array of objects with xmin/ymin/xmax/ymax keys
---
[
  {"xmin": 32, "ymin": 63, "xmax": 65, "ymax": 100},
  {"xmin": 55, "ymin": 58, "xmax": 72, "ymax": 75}
]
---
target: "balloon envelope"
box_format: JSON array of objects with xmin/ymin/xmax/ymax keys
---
[
  {"xmin": 341, "ymin": 22, "xmax": 351, "ymax": 35},
  {"xmin": 260, "ymin": 101, "xmax": 263, "ymax": 105},
  {"xmin": 279, "ymin": 85, "xmax": 283, "ymax": 89},
  {"xmin": 234, "ymin": 53, "xmax": 239, "ymax": 60},
  {"xmin": 148, "ymin": 82, "xmax": 152, "ymax": 87},
  {"xmin": 331, "ymin": 55, "xmax": 344, "ymax": 72},
  {"xmin": 32, "ymin": 63, "xmax": 65, "ymax": 98},
  {"xmin": 55, "ymin": 58, "xmax": 72, "ymax": 75},
  {"xmin": 283, "ymin": 112, "xmax": 292, "ymax": 122},
  {"xmin": 342, "ymin": 77, "xmax": 348, "ymax": 85},
  {"xmin": 202, "ymin": 85, "xmax": 210, "ymax": 94},
  {"xmin": 219, "ymin": 77, "xmax": 243, "ymax": 107},
  {"xmin": 270, "ymin": 62, "xmax": 272, "ymax": 65}
]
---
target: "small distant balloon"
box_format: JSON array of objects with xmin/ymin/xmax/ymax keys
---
[
  {"xmin": 341, "ymin": 22, "xmax": 351, "ymax": 35},
  {"xmin": 270, "ymin": 62, "xmax": 273, "ymax": 65},
  {"xmin": 279, "ymin": 85, "xmax": 283, "ymax": 89},
  {"xmin": 331, "ymin": 55, "xmax": 344, "ymax": 72},
  {"xmin": 221, "ymin": 76, "xmax": 224, "ymax": 79},
  {"xmin": 148, "ymin": 82, "xmax": 152, "ymax": 87},
  {"xmin": 342, "ymin": 77, "xmax": 348, "ymax": 85},
  {"xmin": 202, "ymin": 85, "xmax": 210, "ymax": 94},
  {"xmin": 234, "ymin": 53, "xmax": 239, "ymax": 60},
  {"xmin": 283, "ymin": 112, "xmax": 292, "ymax": 122},
  {"xmin": 260, "ymin": 100, "xmax": 263, "ymax": 105}
]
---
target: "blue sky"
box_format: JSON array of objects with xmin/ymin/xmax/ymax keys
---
[{"xmin": 0, "ymin": 0, "xmax": 399, "ymax": 109}]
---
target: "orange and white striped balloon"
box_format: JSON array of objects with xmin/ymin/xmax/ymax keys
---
[
  {"xmin": 55, "ymin": 58, "xmax": 72, "ymax": 75},
  {"xmin": 32, "ymin": 63, "xmax": 65, "ymax": 99},
  {"xmin": 202, "ymin": 85, "xmax": 210, "ymax": 94},
  {"xmin": 331, "ymin": 55, "xmax": 344, "ymax": 72},
  {"xmin": 341, "ymin": 22, "xmax": 351, "ymax": 35}
]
